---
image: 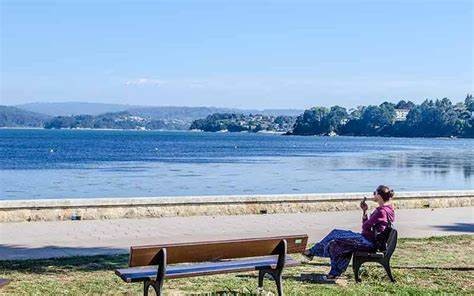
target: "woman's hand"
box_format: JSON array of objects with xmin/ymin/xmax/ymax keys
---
[
  {"xmin": 360, "ymin": 198, "xmax": 368, "ymax": 221},
  {"xmin": 360, "ymin": 197, "xmax": 368, "ymax": 212}
]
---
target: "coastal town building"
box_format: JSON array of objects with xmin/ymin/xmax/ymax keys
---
[{"xmin": 395, "ymin": 108, "xmax": 410, "ymax": 121}]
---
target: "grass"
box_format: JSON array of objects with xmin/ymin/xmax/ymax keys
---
[{"xmin": 0, "ymin": 235, "xmax": 473, "ymax": 295}]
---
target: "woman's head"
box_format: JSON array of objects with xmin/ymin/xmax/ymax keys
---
[{"xmin": 373, "ymin": 185, "xmax": 394, "ymax": 204}]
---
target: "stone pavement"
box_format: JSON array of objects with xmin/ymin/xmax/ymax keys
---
[{"xmin": 0, "ymin": 207, "xmax": 473, "ymax": 260}]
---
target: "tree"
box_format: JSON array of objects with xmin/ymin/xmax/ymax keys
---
[
  {"xmin": 324, "ymin": 106, "xmax": 348, "ymax": 133},
  {"xmin": 403, "ymin": 98, "xmax": 462, "ymax": 137},
  {"xmin": 378, "ymin": 102, "xmax": 396, "ymax": 124},
  {"xmin": 395, "ymin": 100, "xmax": 415, "ymax": 110},
  {"xmin": 463, "ymin": 118, "xmax": 474, "ymax": 137},
  {"xmin": 465, "ymin": 94, "xmax": 474, "ymax": 112},
  {"xmin": 348, "ymin": 106, "xmax": 365, "ymax": 120},
  {"xmin": 292, "ymin": 107, "xmax": 329, "ymax": 135},
  {"xmin": 358, "ymin": 104, "xmax": 395, "ymax": 134}
]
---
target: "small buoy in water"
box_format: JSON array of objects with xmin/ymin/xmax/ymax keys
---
[
  {"xmin": 234, "ymin": 145, "xmax": 238, "ymax": 149},
  {"xmin": 154, "ymin": 148, "xmax": 159, "ymax": 151},
  {"xmin": 49, "ymin": 149, "xmax": 54, "ymax": 153}
]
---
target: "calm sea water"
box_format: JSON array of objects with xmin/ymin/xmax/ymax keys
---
[{"xmin": 0, "ymin": 129, "xmax": 472, "ymax": 200}]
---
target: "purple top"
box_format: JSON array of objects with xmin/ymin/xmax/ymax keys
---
[{"xmin": 361, "ymin": 204, "xmax": 395, "ymax": 241}]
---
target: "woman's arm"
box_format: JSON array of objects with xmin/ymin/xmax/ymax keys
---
[{"xmin": 362, "ymin": 208, "xmax": 387, "ymax": 232}]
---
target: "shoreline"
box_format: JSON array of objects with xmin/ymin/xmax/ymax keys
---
[
  {"xmin": 1, "ymin": 127, "xmax": 472, "ymax": 139},
  {"xmin": 1, "ymin": 190, "xmax": 472, "ymax": 223}
]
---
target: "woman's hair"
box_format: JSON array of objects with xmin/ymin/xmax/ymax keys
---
[{"xmin": 376, "ymin": 185, "xmax": 394, "ymax": 202}]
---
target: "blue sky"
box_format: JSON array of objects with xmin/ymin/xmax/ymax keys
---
[{"xmin": 1, "ymin": 0, "xmax": 472, "ymax": 109}]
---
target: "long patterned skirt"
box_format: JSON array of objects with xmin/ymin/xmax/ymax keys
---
[{"xmin": 308, "ymin": 229, "xmax": 374, "ymax": 276}]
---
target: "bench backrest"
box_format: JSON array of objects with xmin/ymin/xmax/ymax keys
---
[
  {"xmin": 129, "ymin": 235, "xmax": 308, "ymax": 267},
  {"xmin": 385, "ymin": 228, "xmax": 398, "ymax": 258}
]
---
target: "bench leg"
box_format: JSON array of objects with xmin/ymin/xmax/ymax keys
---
[
  {"xmin": 381, "ymin": 260, "xmax": 395, "ymax": 283},
  {"xmin": 352, "ymin": 256, "xmax": 363, "ymax": 283},
  {"xmin": 258, "ymin": 270, "xmax": 265, "ymax": 288},
  {"xmin": 145, "ymin": 248, "xmax": 166, "ymax": 296},
  {"xmin": 258, "ymin": 269, "xmax": 283, "ymax": 296},
  {"xmin": 274, "ymin": 271, "xmax": 283, "ymax": 296},
  {"xmin": 144, "ymin": 280, "xmax": 163, "ymax": 296},
  {"xmin": 257, "ymin": 239, "xmax": 286, "ymax": 296}
]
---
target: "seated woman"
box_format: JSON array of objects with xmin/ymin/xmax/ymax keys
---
[{"xmin": 302, "ymin": 185, "xmax": 395, "ymax": 281}]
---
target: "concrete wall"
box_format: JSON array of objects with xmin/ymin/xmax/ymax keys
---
[{"xmin": 0, "ymin": 190, "xmax": 473, "ymax": 222}]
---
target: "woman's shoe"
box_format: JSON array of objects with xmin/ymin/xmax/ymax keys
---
[
  {"xmin": 311, "ymin": 274, "xmax": 337, "ymax": 283},
  {"xmin": 326, "ymin": 274, "xmax": 338, "ymax": 280},
  {"xmin": 302, "ymin": 250, "xmax": 314, "ymax": 261}
]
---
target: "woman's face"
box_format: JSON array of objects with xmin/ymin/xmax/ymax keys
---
[{"xmin": 373, "ymin": 190, "xmax": 382, "ymax": 203}]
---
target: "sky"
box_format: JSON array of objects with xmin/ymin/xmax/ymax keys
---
[{"xmin": 1, "ymin": 0, "xmax": 473, "ymax": 109}]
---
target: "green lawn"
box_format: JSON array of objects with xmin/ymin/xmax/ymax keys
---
[{"xmin": 1, "ymin": 235, "xmax": 473, "ymax": 295}]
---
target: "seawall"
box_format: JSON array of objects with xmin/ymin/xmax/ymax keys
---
[{"xmin": 0, "ymin": 190, "xmax": 472, "ymax": 222}]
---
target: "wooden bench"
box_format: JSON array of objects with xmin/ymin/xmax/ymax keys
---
[{"xmin": 115, "ymin": 235, "xmax": 308, "ymax": 296}]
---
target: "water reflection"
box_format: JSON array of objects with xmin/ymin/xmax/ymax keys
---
[{"xmin": 358, "ymin": 151, "xmax": 473, "ymax": 179}]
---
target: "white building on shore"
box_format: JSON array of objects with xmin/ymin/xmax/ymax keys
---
[{"xmin": 395, "ymin": 109, "xmax": 410, "ymax": 121}]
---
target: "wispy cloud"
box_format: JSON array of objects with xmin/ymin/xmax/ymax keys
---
[{"xmin": 125, "ymin": 78, "xmax": 165, "ymax": 86}]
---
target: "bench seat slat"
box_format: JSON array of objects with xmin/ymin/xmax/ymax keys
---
[{"xmin": 116, "ymin": 255, "xmax": 299, "ymax": 283}]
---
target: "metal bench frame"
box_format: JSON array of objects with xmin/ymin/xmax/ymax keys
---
[
  {"xmin": 352, "ymin": 228, "xmax": 398, "ymax": 282},
  {"xmin": 257, "ymin": 240, "xmax": 286, "ymax": 296},
  {"xmin": 144, "ymin": 240, "xmax": 287, "ymax": 296}
]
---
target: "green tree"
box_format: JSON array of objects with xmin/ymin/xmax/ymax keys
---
[
  {"xmin": 292, "ymin": 107, "xmax": 329, "ymax": 135},
  {"xmin": 358, "ymin": 104, "xmax": 395, "ymax": 134},
  {"xmin": 395, "ymin": 100, "xmax": 415, "ymax": 110},
  {"xmin": 465, "ymin": 94, "xmax": 474, "ymax": 112},
  {"xmin": 324, "ymin": 106, "xmax": 348, "ymax": 133},
  {"xmin": 404, "ymin": 98, "xmax": 462, "ymax": 137}
]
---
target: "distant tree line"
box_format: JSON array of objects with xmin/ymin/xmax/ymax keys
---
[
  {"xmin": 190, "ymin": 113, "xmax": 296, "ymax": 132},
  {"xmin": 0, "ymin": 106, "xmax": 50, "ymax": 127},
  {"xmin": 44, "ymin": 111, "xmax": 189, "ymax": 130},
  {"xmin": 190, "ymin": 95, "xmax": 474, "ymax": 138},
  {"xmin": 289, "ymin": 95, "xmax": 474, "ymax": 138}
]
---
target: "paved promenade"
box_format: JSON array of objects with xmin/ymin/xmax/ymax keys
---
[{"xmin": 1, "ymin": 207, "xmax": 473, "ymax": 260}]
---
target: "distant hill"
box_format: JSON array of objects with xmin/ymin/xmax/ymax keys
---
[
  {"xmin": 17, "ymin": 102, "xmax": 303, "ymax": 119},
  {"xmin": 14, "ymin": 102, "xmax": 302, "ymax": 121},
  {"xmin": 3, "ymin": 102, "xmax": 303, "ymax": 129},
  {"xmin": 128, "ymin": 106, "xmax": 240, "ymax": 121},
  {"xmin": 15, "ymin": 102, "xmax": 136, "ymax": 116},
  {"xmin": 0, "ymin": 106, "xmax": 51, "ymax": 127},
  {"xmin": 42, "ymin": 108, "xmax": 301, "ymax": 131},
  {"xmin": 128, "ymin": 106, "xmax": 302, "ymax": 120}
]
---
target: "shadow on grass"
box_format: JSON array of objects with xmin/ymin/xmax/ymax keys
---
[
  {"xmin": 0, "ymin": 245, "xmax": 129, "ymax": 274},
  {"xmin": 303, "ymin": 260, "xmax": 473, "ymax": 271},
  {"xmin": 236, "ymin": 273, "xmax": 337, "ymax": 284},
  {"xmin": 298, "ymin": 273, "xmax": 338, "ymax": 284},
  {"xmin": 0, "ymin": 244, "xmax": 127, "ymax": 261},
  {"xmin": 301, "ymin": 262, "xmax": 331, "ymax": 267},
  {"xmin": 390, "ymin": 265, "xmax": 473, "ymax": 271}
]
